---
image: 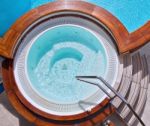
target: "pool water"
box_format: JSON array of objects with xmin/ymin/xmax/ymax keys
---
[
  {"xmin": 31, "ymin": 0, "xmax": 54, "ymax": 8},
  {"xmin": 0, "ymin": 0, "xmax": 31, "ymax": 36},
  {"xmin": 0, "ymin": 0, "xmax": 150, "ymax": 36},
  {"xmin": 27, "ymin": 25, "xmax": 107, "ymax": 104},
  {"xmin": 87, "ymin": 0, "xmax": 150, "ymax": 32}
]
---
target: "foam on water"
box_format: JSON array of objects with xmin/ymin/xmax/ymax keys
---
[
  {"xmin": 27, "ymin": 25, "xmax": 107, "ymax": 104},
  {"xmin": 33, "ymin": 42, "xmax": 106, "ymax": 104}
]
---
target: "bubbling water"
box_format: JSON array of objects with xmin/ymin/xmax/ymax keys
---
[{"xmin": 33, "ymin": 42, "xmax": 106, "ymax": 104}]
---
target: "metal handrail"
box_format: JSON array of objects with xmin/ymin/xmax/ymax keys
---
[{"xmin": 76, "ymin": 76, "xmax": 145, "ymax": 126}]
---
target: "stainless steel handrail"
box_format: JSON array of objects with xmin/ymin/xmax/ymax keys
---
[{"xmin": 76, "ymin": 76, "xmax": 145, "ymax": 126}]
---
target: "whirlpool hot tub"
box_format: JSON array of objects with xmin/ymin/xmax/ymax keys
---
[
  {"xmin": 13, "ymin": 12, "xmax": 119, "ymax": 117},
  {"xmin": 0, "ymin": 1, "xmax": 149, "ymax": 126}
]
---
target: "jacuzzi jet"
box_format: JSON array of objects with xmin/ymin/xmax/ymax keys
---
[{"xmin": 62, "ymin": 64, "xmax": 67, "ymax": 70}]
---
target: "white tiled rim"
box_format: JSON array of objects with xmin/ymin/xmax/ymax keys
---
[{"xmin": 13, "ymin": 12, "xmax": 119, "ymax": 116}]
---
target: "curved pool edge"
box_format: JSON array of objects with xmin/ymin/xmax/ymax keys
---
[
  {"xmin": 0, "ymin": 0, "xmax": 148, "ymax": 59},
  {"xmin": 13, "ymin": 13, "xmax": 119, "ymax": 117}
]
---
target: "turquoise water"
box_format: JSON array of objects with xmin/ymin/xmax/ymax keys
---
[
  {"xmin": 0, "ymin": 0, "xmax": 150, "ymax": 36},
  {"xmin": 87, "ymin": 0, "xmax": 150, "ymax": 32},
  {"xmin": 27, "ymin": 25, "xmax": 107, "ymax": 103},
  {"xmin": 31, "ymin": 0, "xmax": 54, "ymax": 8},
  {"xmin": 0, "ymin": 0, "xmax": 53, "ymax": 37},
  {"xmin": 0, "ymin": 0, "xmax": 31, "ymax": 36}
]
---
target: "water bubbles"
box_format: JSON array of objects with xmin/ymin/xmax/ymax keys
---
[{"xmin": 32, "ymin": 41, "xmax": 106, "ymax": 103}]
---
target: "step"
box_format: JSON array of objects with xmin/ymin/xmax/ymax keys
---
[
  {"xmin": 112, "ymin": 77, "xmax": 132, "ymax": 108},
  {"xmin": 119, "ymin": 53, "xmax": 142, "ymax": 118},
  {"xmin": 147, "ymin": 55, "xmax": 150, "ymax": 87},
  {"xmin": 140, "ymin": 55, "xmax": 149, "ymax": 89},
  {"xmin": 132, "ymin": 53, "xmax": 143, "ymax": 84},
  {"xmin": 128, "ymin": 88, "xmax": 147, "ymax": 126},
  {"xmin": 112, "ymin": 54, "xmax": 132, "ymax": 108},
  {"xmin": 120, "ymin": 83, "xmax": 140, "ymax": 118},
  {"xmin": 126, "ymin": 55, "xmax": 149, "ymax": 126},
  {"xmin": 0, "ymin": 92, "xmax": 34, "ymax": 126}
]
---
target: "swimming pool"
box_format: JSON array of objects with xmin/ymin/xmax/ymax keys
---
[
  {"xmin": 0, "ymin": 0, "xmax": 31, "ymax": 36},
  {"xmin": 13, "ymin": 13, "xmax": 119, "ymax": 115},
  {"xmin": 0, "ymin": 0, "xmax": 150, "ymax": 37},
  {"xmin": 87, "ymin": 0, "xmax": 150, "ymax": 32}
]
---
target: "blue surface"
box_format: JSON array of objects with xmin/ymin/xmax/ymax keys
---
[
  {"xmin": 31, "ymin": 0, "xmax": 150, "ymax": 32},
  {"xmin": 0, "ymin": 84, "xmax": 4, "ymax": 94},
  {"xmin": 27, "ymin": 25, "xmax": 107, "ymax": 103},
  {"xmin": 87, "ymin": 0, "xmax": 150, "ymax": 32},
  {"xmin": 0, "ymin": 0, "xmax": 31, "ymax": 37},
  {"xmin": 0, "ymin": 0, "xmax": 150, "ymax": 36},
  {"xmin": 31, "ymin": 0, "xmax": 54, "ymax": 8},
  {"xmin": 0, "ymin": 0, "xmax": 54, "ymax": 37}
]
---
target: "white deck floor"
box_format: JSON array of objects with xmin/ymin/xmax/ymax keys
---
[{"xmin": 137, "ymin": 43, "xmax": 150, "ymax": 126}]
